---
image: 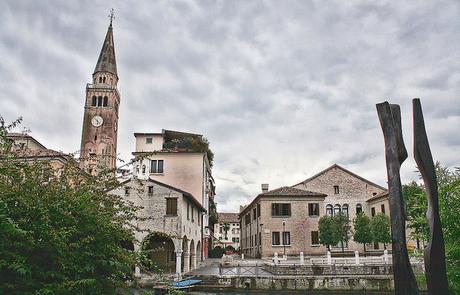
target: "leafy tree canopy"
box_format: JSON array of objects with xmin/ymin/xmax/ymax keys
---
[
  {"xmin": 370, "ymin": 213, "xmax": 391, "ymax": 247},
  {"xmin": 0, "ymin": 117, "xmax": 142, "ymax": 295},
  {"xmin": 353, "ymin": 213, "xmax": 373, "ymax": 249}
]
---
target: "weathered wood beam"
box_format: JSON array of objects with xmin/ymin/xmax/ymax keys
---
[
  {"xmin": 413, "ymin": 98, "xmax": 449, "ymax": 295},
  {"xmin": 377, "ymin": 101, "xmax": 419, "ymax": 295}
]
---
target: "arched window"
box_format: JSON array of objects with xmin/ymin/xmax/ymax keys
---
[
  {"xmin": 103, "ymin": 96, "xmax": 108, "ymax": 107},
  {"xmin": 142, "ymin": 165, "xmax": 146, "ymax": 174},
  {"xmin": 342, "ymin": 204, "xmax": 349, "ymax": 217},
  {"xmin": 92, "ymin": 96, "xmax": 97, "ymax": 106},
  {"xmin": 356, "ymin": 203, "xmax": 363, "ymax": 214},
  {"xmin": 97, "ymin": 96, "xmax": 103, "ymax": 107},
  {"xmin": 103, "ymin": 77, "xmax": 106, "ymax": 83},
  {"xmin": 99, "ymin": 77, "xmax": 102, "ymax": 83},
  {"xmin": 334, "ymin": 204, "xmax": 341, "ymax": 215},
  {"xmin": 326, "ymin": 204, "xmax": 333, "ymax": 216}
]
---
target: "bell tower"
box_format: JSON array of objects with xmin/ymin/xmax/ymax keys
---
[{"xmin": 80, "ymin": 14, "xmax": 120, "ymax": 175}]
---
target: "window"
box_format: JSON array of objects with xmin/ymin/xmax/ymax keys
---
[
  {"xmin": 103, "ymin": 77, "xmax": 106, "ymax": 83},
  {"xmin": 99, "ymin": 77, "xmax": 102, "ymax": 83},
  {"xmin": 97, "ymin": 96, "xmax": 103, "ymax": 106},
  {"xmin": 257, "ymin": 203, "xmax": 261, "ymax": 217},
  {"xmin": 272, "ymin": 232, "xmax": 281, "ymax": 245},
  {"xmin": 146, "ymin": 137, "xmax": 152, "ymax": 144},
  {"xmin": 124, "ymin": 187, "xmax": 130, "ymax": 196},
  {"xmin": 232, "ymin": 237, "xmax": 237, "ymax": 242},
  {"xmin": 342, "ymin": 204, "xmax": 349, "ymax": 217},
  {"xmin": 187, "ymin": 203, "xmax": 190, "ymax": 220},
  {"xmin": 334, "ymin": 204, "xmax": 341, "ymax": 215},
  {"xmin": 311, "ymin": 231, "xmax": 319, "ymax": 245},
  {"xmin": 308, "ymin": 203, "xmax": 319, "ymax": 216},
  {"xmin": 150, "ymin": 160, "xmax": 164, "ymax": 173},
  {"xmin": 191, "ymin": 206, "xmax": 194, "ymax": 222},
  {"xmin": 219, "ymin": 227, "xmax": 223, "ymax": 233},
  {"xmin": 245, "ymin": 213, "xmax": 251, "ymax": 225},
  {"xmin": 258, "ymin": 233, "xmax": 261, "ymax": 245},
  {"xmin": 142, "ymin": 165, "xmax": 146, "ymax": 174},
  {"xmin": 92, "ymin": 96, "xmax": 97, "ymax": 106},
  {"xmin": 271, "ymin": 203, "xmax": 291, "ymax": 216},
  {"xmin": 334, "ymin": 185, "xmax": 340, "ymax": 194},
  {"xmin": 253, "ymin": 208, "xmax": 257, "ymax": 220},
  {"xmin": 356, "ymin": 203, "xmax": 363, "ymax": 214},
  {"xmin": 147, "ymin": 186, "xmax": 154, "ymax": 195},
  {"xmin": 283, "ymin": 232, "xmax": 291, "ymax": 245},
  {"xmin": 136, "ymin": 165, "xmax": 139, "ymax": 174},
  {"xmin": 166, "ymin": 198, "xmax": 177, "ymax": 215},
  {"xmin": 103, "ymin": 96, "xmax": 108, "ymax": 107},
  {"xmin": 371, "ymin": 207, "xmax": 376, "ymax": 217},
  {"xmin": 326, "ymin": 204, "xmax": 333, "ymax": 216},
  {"xmin": 381, "ymin": 204, "xmax": 385, "ymax": 214},
  {"xmin": 254, "ymin": 234, "xmax": 258, "ymax": 246}
]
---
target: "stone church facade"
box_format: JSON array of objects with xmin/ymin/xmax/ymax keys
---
[{"xmin": 292, "ymin": 164, "xmax": 388, "ymax": 252}]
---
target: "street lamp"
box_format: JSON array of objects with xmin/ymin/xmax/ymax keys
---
[{"xmin": 282, "ymin": 220, "xmax": 286, "ymax": 257}]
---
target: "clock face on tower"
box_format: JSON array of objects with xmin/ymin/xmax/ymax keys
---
[{"xmin": 91, "ymin": 115, "xmax": 104, "ymax": 127}]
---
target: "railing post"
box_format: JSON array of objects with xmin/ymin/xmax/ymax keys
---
[
  {"xmin": 219, "ymin": 263, "xmax": 222, "ymax": 276},
  {"xmin": 237, "ymin": 263, "xmax": 241, "ymax": 276},
  {"xmin": 255, "ymin": 262, "xmax": 259, "ymax": 277},
  {"xmin": 355, "ymin": 250, "xmax": 360, "ymax": 265}
]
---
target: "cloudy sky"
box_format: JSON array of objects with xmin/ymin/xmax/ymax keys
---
[{"xmin": 1, "ymin": 1, "xmax": 459, "ymax": 212}]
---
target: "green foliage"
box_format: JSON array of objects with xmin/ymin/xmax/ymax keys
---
[
  {"xmin": 318, "ymin": 215, "xmax": 340, "ymax": 250},
  {"xmin": 208, "ymin": 246, "xmax": 224, "ymax": 258},
  {"xmin": 222, "ymin": 222, "xmax": 230, "ymax": 240},
  {"xmin": 404, "ymin": 181, "xmax": 429, "ymax": 242},
  {"xmin": 370, "ymin": 213, "xmax": 391, "ymax": 247},
  {"xmin": 0, "ymin": 117, "xmax": 142, "ymax": 295},
  {"xmin": 403, "ymin": 163, "xmax": 460, "ymax": 292},
  {"xmin": 353, "ymin": 213, "xmax": 372, "ymax": 250},
  {"xmin": 334, "ymin": 212, "xmax": 351, "ymax": 252}
]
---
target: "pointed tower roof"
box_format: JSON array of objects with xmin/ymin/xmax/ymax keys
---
[{"xmin": 93, "ymin": 23, "xmax": 117, "ymax": 76}]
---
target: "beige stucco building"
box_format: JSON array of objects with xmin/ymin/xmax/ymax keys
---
[
  {"xmin": 110, "ymin": 177, "xmax": 205, "ymax": 276},
  {"xmin": 6, "ymin": 132, "xmax": 71, "ymax": 170},
  {"xmin": 214, "ymin": 213, "xmax": 240, "ymax": 251},
  {"xmin": 240, "ymin": 185, "xmax": 326, "ymax": 258},
  {"xmin": 131, "ymin": 129, "xmax": 216, "ymax": 258}
]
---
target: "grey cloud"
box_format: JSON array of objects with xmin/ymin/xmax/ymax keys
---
[{"xmin": 1, "ymin": 0, "xmax": 459, "ymax": 213}]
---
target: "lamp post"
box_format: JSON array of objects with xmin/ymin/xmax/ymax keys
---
[{"xmin": 282, "ymin": 220, "xmax": 286, "ymax": 257}]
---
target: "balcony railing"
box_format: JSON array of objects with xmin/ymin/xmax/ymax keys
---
[{"xmin": 86, "ymin": 83, "xmax": 117, "ymax": 90}]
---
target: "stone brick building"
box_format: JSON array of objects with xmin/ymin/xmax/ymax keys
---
[
  {"xmin": 110, "ymin": 177, "xmax": 205, "ymax": 275},
  {"xmin": 293, "ymin": 164, "xmax": 388, "ymax": 252},
  {"xmin": 240, "ymin": 185, "xmax": 326, "ymax": 258},
  {"xmin": 214, "ymin": 213, "xmax": 240, "ymax": 251}
]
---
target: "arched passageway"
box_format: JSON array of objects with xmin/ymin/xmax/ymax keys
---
[
  {"xmin": 182, "ymin": 236, "xmax": 190, "ymax": 273},
  {"xmin": 141, "ymin": 232, "xmax": 176, "ymax": 273},
  {"xmin": 190, "ymin": 239, "xmax": 196, "ymax": 270},
  {"xmin": 196, "ymin": 241, "xmax": 202, "ymax": 264}
]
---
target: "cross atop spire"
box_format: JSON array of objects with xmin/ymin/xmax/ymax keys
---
[
  {"xmin": 108, "ymin": 8, "xmax": 115, "ymax": 26},
  {"xmin": 93, "ymin": 16, "xmax": 117, "ymax": 77}
]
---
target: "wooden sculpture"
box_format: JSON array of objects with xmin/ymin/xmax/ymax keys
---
[
  {"xmin": 377, "ymin": 102, "xmax": 420, "ymax": 295},
  {"xmin": 413, "ymin": 98, "xmax": 449, "ymax": 295}
]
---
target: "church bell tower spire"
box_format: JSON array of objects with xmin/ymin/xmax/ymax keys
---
[{"xmin": 80, "ymin": 12, "xmax": 120, "ymax": 176}]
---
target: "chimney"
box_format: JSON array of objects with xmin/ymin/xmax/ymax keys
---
[{"xmin": 261, "ymin": 183, "xmax": 269, "ymax": 193}]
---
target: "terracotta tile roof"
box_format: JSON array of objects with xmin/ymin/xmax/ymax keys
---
[
  {"xmin": 293, "ymin": 163, "xmax": 387, "ymax": 191},
  {"xmin": 14, "ymin": 148, "xmax": 70, "ymax": 159},
  {"xmin": 261, "ymin": 186, "xmax": 325, "ymax": 197},
  {"xmin": 218, "ymin": 213, "xmax": 239, "ymax": 223},
  {"xmin": 367, "ymin": 191, "xmax": 389, "ymax": 202}
]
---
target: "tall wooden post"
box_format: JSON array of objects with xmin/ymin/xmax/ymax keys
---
[
  {"xmin": 376, "ymin": 102, "xmax": 419, "ymax": 295},
  {"xmin": 413, "ymin": 98, "xmax": 449, "ymax": 295}
]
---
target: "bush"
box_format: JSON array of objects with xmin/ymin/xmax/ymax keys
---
[{"xmin": 208, "ymin": 246, "xmax": 224, "ymax": 258}]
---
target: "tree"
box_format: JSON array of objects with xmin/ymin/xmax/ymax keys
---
[
  {"xmin": 319, "ymin": 215, "xmax": 340, "ymax": 251},
  {"xmin": 222, "ymin": 222, "xmax": 230, "ymax": 240},
  {"xmin": 370, "ymin": 213, "xmax": 391, "ymax": 249},
  {"xmin": 404, "ymin": 181, "xmax": 429, "ymax": 248},
  {"xmin": 0, "ymin": 117, "xmax": 142, "ymax": 295},
  {"xmin": 403, "ymin": 163, "xmax": 460, "ymax": 292},
  {"xmin": 334, "ymin": 212, "xmax": 351, "ymax": 253},
  {"xmin": 353, "ymin": 213, "xmax": 373, "ymax": 252}
]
